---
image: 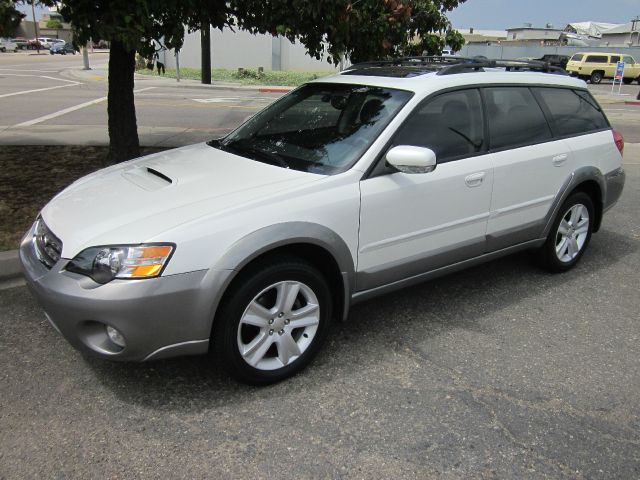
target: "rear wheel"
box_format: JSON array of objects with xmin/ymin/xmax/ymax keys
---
[
  {"xmin": 212, "ymin": 256, "xmax": 332, "ymax": 385},
  {"xmin": 537, "ymin": 192, "xmax": 594, "ymax": 272},
  {"xmin": 590, "ymin": 71, "xmax": 603, "ymax": 84}
]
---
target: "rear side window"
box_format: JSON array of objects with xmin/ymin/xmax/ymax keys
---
[
  {"xmin": 534, "ymin": 88, "xmax": 609, "ymax": 137},
  {"xmin": 585, "ymin": 55, "xmax": 608, "ymax": 63},
  {"xmin": 571, "ymin": 54, "xmax": 584, "ymax": 61},
  {"xmin": 610, "ymin": 55, "xmax": 621, "ymax": 63},
  {"xmin": 484, "ymin": 87, "xmax": 552, "ymax": 150},
  {"xmin": 392, "ymin": 89, "xmax": 484, "ymax": 162}
]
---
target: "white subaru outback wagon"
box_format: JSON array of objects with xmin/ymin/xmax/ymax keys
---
[{"xmin": 20, "ymin": 58, "xmax": 626, "ymax": 384}]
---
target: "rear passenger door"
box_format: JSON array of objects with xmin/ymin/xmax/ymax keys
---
[{"xmin": 483, "ymin": 86, "xmax": 574, "ymax": 251}]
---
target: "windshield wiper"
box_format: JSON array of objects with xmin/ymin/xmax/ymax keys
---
[{"xmin": 221, "ymin": 141, "xmax": 290, "ymax": 169}]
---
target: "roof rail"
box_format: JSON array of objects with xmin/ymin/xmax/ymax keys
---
[
  {"xmin": 437, "ymin": 59, "xmax": 567, "ymax": 76},
  {"xmin": 343, "ymin": 55, "xmax": 476, "ymax": 71},
  {"xmin": 343, "ymin": 56, "xmax": 568, "ymax": 76}
]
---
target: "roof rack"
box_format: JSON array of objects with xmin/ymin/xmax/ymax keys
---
[
  {"xmin": 437, "ymin": 59, "xmax": 567, "ymax": 75},
  {"xmin": 343, "ymin": 56, "xmax": 567, "ymax": 76},
  {"xmin": 344, "ymin": 55, "xmax": 472, "ymax": 70}
]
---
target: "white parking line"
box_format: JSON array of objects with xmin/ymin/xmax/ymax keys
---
[
  {"xmin": 0, "ymin": 68, "xmax": 58, "ymax": 73},
  {"xmin": 0, "ymin": 83, "xmax": 79, "ymax": 99},
  {"xmin": 0, "ymin": 73, "xmax": 83, "ymax": 99},
  {"xmin": 15, "ymin": 87, "xmax": 157, "ymax": 127}
]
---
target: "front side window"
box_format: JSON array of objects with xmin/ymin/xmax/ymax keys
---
[
  {"xmin": 585, "ymin": 55, "xmax": 608, "ymax": 63},
  {"xmin": 392, "ymin": 89, "xmax": 485, "ymax": 163},
  {"xmin": 623, "ymin": 56, "xmax": 635, "ymax": 64},
  {"xmin": 571, "ymin": 54, "xmax": 584, "ymax": 62},
  {"xmin": 211, "ymin": 83, "xmax": 412, "ymax": 175},
  {"xmin": 534, "ymin": 88, "xmax": 609, "ymax": 137},
  {"xmin": 484, "ymin": 87, "xmax": 552, "ymax": 150}
]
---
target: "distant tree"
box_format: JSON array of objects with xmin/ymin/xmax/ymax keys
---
[
  {"xmin": 45, "ymin": 17, "xmax": 61, "ymax": 37},
  {"xmin": 0, "ymin": 0, "xmax": 25, "ymax": 37}
]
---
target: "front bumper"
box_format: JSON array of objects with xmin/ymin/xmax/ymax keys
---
[{"xmin": 19, "ymin": 227, "xmax": 227, "ymax": 362}]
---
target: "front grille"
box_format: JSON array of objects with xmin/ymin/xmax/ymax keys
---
[{"xmin": 33, "ymin": 217, "xmax": 63, "ymax": 269}]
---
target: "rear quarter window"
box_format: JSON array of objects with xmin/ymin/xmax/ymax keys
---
[
  {"xmin": 534, "ymin": 88, "xmax": 609, "ymax": 137},
  {"xmin": 585, "ymin": 55, "xmax": 608, "ymax": 63}
]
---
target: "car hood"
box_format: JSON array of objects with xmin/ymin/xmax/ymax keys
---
[{"xmin": 42, "ymin": 142, "xmax": 324, "ymax": 257}]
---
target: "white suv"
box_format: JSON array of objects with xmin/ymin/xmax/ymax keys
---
[{"xmin": 20, "ymin": 58, "xmax": 625, "ymax": 384}]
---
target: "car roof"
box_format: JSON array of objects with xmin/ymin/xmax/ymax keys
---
[
  {"xmin": 572, "ymin": 52, "xmax": 632, "ymax": 57},
  {"xmin": 311, "ymin": 65, "xmax": 586, "ymax": 95}
]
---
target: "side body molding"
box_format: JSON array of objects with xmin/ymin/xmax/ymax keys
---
[{"xmin": 211, "ymin": 222, "xmax": 356, "ymax": 322}]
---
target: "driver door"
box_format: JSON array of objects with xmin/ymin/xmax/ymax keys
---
[{"xmin": 357, "ymin": 88, "xmax": 494, "ymax": 292}]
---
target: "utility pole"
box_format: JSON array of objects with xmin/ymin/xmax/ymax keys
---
[
  {"xmin": 201, "ymin": 21, "xmax": 211, "ymax": 84},
  {"xmin": 82, "ymin": 41, "xmax": 91, "ymax": 70},
  {"xmin": 31, "ymin": 1, "xmax": 40, "ymax": 54}
]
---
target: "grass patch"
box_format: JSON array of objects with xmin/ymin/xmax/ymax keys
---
[
  {"xmin": 137, "ymin": 67, "xmax": 336, "ymax": 86},
  {"xmin": 0, "ymin": 146, "xmax": 166, "ymax": 251}
]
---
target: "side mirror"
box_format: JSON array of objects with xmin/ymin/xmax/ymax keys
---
[{"xmin": 386, "ymin": 145, "xmax": 437, "ymax": 174}]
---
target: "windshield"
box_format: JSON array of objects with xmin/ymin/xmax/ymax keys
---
[{"xmin": 209, "ymin": 83, "xmax": 413, "ymax": 175}]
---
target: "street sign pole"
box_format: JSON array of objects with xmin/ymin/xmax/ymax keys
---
[{"xmin": 611, "ymin": 61, "xmax": 625, "ymax": 95}]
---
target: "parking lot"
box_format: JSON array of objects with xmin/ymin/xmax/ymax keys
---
[{"xmin": 1, "ymin": 52, "xmax": 640, "ymax": 479}]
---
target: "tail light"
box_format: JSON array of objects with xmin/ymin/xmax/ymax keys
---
[{"xmin": 613, "ymin": 129, "xmax": 624, "ymax": 157}]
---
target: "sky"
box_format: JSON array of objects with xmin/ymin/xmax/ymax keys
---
[{"xmin": 447, "ymin": 0, "xmax": 640, "ymax": 30}]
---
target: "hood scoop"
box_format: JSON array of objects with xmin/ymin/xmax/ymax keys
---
[{"xmin": 122, "ymin": 165, "xmax": 174, "ymax": 191}]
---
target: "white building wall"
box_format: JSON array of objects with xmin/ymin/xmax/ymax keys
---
[{"xmin": 163, "ymin": 27, "xmax": 338, "ymax": 72}]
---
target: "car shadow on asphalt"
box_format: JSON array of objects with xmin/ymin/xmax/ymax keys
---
[{"xmin": 84, "ymin": 228, "xmax": 638, "ymax": 411}]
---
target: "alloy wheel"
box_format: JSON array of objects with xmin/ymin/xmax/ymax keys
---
[
  {"xmin": 237, "ymin": 280, "xmax": 320, "ymax": 371},
  {"xmin": 555, "ymin": 204, "xmax": 590, "ymax": 263}
]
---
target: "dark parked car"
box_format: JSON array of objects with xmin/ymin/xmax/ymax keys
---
[
  {"xmin": 537, "ymin": 54, "xmax": 570, "ymax": 69},
  {"xmin": 50, "ymin": 43, "xmax": 77, "ymax": 55}
]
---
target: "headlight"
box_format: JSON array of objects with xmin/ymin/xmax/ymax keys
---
[{"xmin": 66, "ymin": 244, "xmax": 174, "ymax": 284}]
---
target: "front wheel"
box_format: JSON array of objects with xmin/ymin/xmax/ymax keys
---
[
  {"xmin": 590, "ymin": 71, "xmax": 603, "ymax": 84},
  {"xmin": 623, "ymin": 78, "xmax": 633, "ymax": 85},
  {"xmin": 536, "ymin": 192, "xmax": 594, "ymax": 272},
  {"xmin": 212, "ymin": 256, "xmax": 332, "ymax": 384}
]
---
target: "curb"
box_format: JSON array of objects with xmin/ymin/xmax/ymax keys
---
[
  {"xmin": 625, "ymin": 100, "xmax": 640, "ymax": 106},
  {"xmin": 65, "ymin": 68, "xmax": 295, "ymax": 93},
  {"xmin": 0, "ymin": 249, "xmax": 21, "ymax": 281}
]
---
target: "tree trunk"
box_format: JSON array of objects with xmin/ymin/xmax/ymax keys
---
[
  {"xmin": 201, "ymin": 22, "xmax": 211, "ymax": 84},
  {"xmin": 106, "ymin": 40, "xmax": 140, "ymax": 165}
]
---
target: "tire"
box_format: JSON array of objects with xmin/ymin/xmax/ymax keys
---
[
  {"xmin": 536, "ymin": 192, "xmax": 594, "ymax": 272},
  {"xmin": 590, "ymin": 71, "xmax": 603, "ymax": 84},
  {"xmin": 0, "ymin": 47, "xmax": 5, "ymax": 53},
  {"xmin": 212, "ymin": 256, "xmax": 332, "ymax": 385},
  {"xmin": 623, "ymin": 78, "xmax": 633, "ymax": 85}
]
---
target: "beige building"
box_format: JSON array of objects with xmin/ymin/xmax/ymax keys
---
[
  {"xmin": 601, "ymin": 20, "xmax": 640, "ymax": 47},
  {"xmin": 504, "ymin": 25, "xmax": 564, "ymax": 45},
  {"xmin": 15, "ymin": 11, "xmax": 73, "ymax": 43}
]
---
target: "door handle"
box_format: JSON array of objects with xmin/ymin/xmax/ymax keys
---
[
  {"xmin": 552, "ymin": 154, "xmax": 568, "ymax": 166},
  {"xmin": 465, "ymin": 172, "xmax": 485, "ymax": 187}
]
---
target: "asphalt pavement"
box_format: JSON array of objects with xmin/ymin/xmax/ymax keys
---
[{"xmin": 1, "ymin": 51, "xmax": 640, "ymax": 479}]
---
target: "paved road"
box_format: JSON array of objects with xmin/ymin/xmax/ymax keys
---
[
  {"xmin": 2, "ymin": 52, "xmax": 640, "ymax": 146},
  {"xmin": 2, "ymin": 51, "xmax": 640, "ymax": 479},
  {"xmin": 1, "ymin": 156, "xmax": 639, "ymax": 478},
  {"xmin": 0, "ymin": 52, "xmax": 283, "ymax": 146}
]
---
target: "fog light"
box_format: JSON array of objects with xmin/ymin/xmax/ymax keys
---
[{"xmin": 106, "ymin": 325, "xmax": 126, "ymax": 348}]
